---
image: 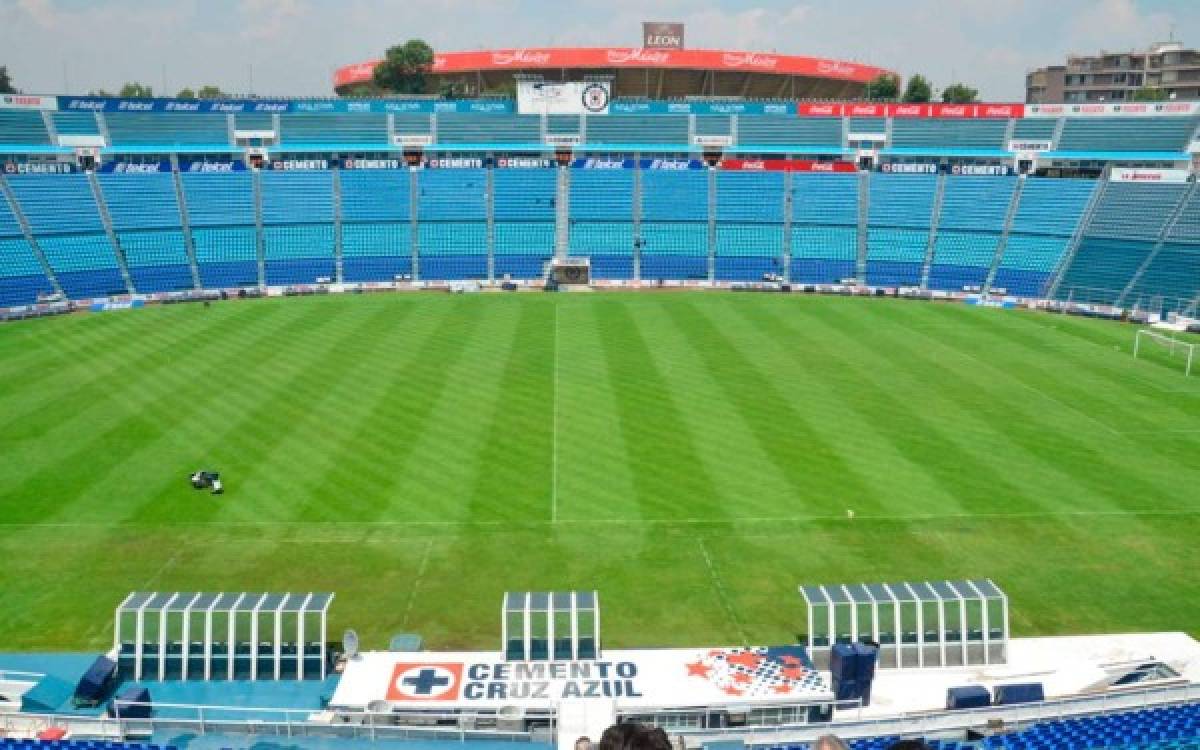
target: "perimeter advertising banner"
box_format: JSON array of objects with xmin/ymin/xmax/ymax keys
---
[
  {"xmin": 1025, "ymin": 102, "xmax": 1200, "ymax": 118},
  {"xmin": 2, "ymin": 161, "xmax": 75, "ymax": 174},
  {"xmin": 517, "ymin": 81, "xmax": 611, "ymax": 116},
  {"xmin": 720, "ymin": 159, "xmax": 857, "ymax": 173},
  {"xmin": 1110, "ymin": 168, "xmax": 1191, "ymax": 183},
  {"xmin": 0, "ymin": 94, "xmax": 58, "ymax": 110},
  {"xmin": 799, "ymin": 102, "xmax": 1025, "ymax": 118},
  {"xmin": 570, "ymin": 158, "xmax": 704, "ymax": 169},
  {"xmin": 643, "ymin": 22, "xmax": 685, "ymax": 49}
]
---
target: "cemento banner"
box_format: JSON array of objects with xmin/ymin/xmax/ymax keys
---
[
  {"xmin": 332, "ymin": 646, "xmax": 829, "ymax": 710},
  {"xmin": 517, "ymin": 81, "xmax": 611, "ymax": 115},
  {"xmin": 1110, "ymin": 168, "xmax": 1191, "ymax": 183}
]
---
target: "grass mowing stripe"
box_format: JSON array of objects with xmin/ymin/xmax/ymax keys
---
[{"xmin": 593, "ymin": 297, "xmax": 728, "ymax": 521}]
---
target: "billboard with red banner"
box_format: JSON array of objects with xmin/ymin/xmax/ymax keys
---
[
  {"xmin": 720, "ymin": 159, "xmax": 857, "ymax": 173},
  {"xmin": 799, "ymin": 102, "xmax": 1025, "ymax": 119},
  {"xmin": 335, "ymin": 48, "xmax": 888, "ymax": 88}
]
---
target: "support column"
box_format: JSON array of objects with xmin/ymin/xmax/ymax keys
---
[
  {"xmin": 252, "ymin": 169, "xmax": 266, "ymax": 287},
  {"xmin": 707, "ymin": 166, "xmax": 717, "ymax": 283},
  {"xmin": 332, "ymin": 166, "xmax": 344, "ymax": 283},
  {"xmin": 856, "ymin": 170, "xmax": 870, "ymax": 282}
]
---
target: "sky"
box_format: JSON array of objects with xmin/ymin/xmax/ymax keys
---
[{"xmin": 1, "ymin": 0, "xmax": 1197, "ymax": 101}]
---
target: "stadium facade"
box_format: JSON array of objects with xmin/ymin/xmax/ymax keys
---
[{"xmin": 333, "ymin": 47, "xmax": 893, "ymax": 99}]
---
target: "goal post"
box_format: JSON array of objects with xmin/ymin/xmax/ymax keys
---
[{"xmin": 1134, "ymin": 328, "xmax": 1195, "ymax": 376}]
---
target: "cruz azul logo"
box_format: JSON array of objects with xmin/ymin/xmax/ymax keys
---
[
  {"xmin": 387, "ymin": 663, "xmax": 463, "ymax": 701},
  {"xmin": 581, "ymin": 83, "xmax": 610, "ymax": 113}
]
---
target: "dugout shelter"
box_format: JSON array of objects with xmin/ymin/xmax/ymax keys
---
[
  {"xmin": 799, "ymin": 579, "xmax": 1009, "ymax": 669},
  {"xmin": 503, "ymin": 591, "xmax": 599, "ymax": 661},
  {"xmin": 114, "ymin": 591, "xmax": 334, "ymax": 681}
]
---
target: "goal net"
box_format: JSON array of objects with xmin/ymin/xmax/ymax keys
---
[{"xmin": 1133, "ymin": 328, "xmax": 1195, "ymax": 376}]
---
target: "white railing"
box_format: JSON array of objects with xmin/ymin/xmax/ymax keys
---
[
  {"xmin": 1, "ymin": 701, "xmax": 543, "ymax": 745},
  {"xmin": 678, "ymin": 682, "xmax": 1200, "ymax": 747}
]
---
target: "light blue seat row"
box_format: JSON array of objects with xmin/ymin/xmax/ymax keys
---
[
  {"xmin": 1086, "ymin": 182, "xmax": 1189, "ymax": 241},
  {"xmin": 738, "ymin": 117, "xmax": 841, "ymax": 147},
  {"xmin": 569, "ymin": 170, "xmax": 634, "ymax": 221},
  {"xmin": 493, "ymin": 169, "xmax": 557, "ymax": 221},
  {"xmin": 180, "ymin": 172, "xmax": 256, "ymax": 226},
  {"xmin": 1055, "ymin": 237, "xmax": 1156, "ymax": 304},
  {"xmin": 642, "ymin": 171, "xmax": 708, "ymax": 221},
  {"xmin": 418, "ymin": 169, "xmax": 487, "ymax": 221},
  {"xmin": 1057, "ymin": 116, "xmax": 1199, "ymax": 152},
  {"xmin": 340, "ymin": 170, "xmax": 410, "ymax": 222},
  {"xmin": 436, "ymin": 114, "xmax": 540, "ymax": 144},
  {"xmin": 0, "ymin": 110, "xmax": 51, "ymax": 145},
  {"xmin": 1126, "ymin": 242, "xmax": 1200, "ymax": 306},
  {"xmin": 585, "ymin": 115, "xmax": 688, "ymax": 145},
  {"xmin": 716, "ymin": 172, "xmax": 785, "ymax": 223},
  {"xmin": 6, "ymin": 174, "xmax": 105, "ymax": 234},
  {"xmin": 99, "ymin": 173, "xmax": 182, "ymax": 230},
  {"xmin": 52, "ymin": 111, "xmax": 101, "ymax": 136},
  {"xmin": 891, "ymin": 119, "xmax": 1009, "ymax": 149},
  {"xmin": 260, "ymin": 170, "xmax": 334, "ymax": 225},
  {"xmin": 192, "ymin": 226, "xmax": 258, "ymax": 288},
  {"xmin": 280, "ymin": 114, "xmax": 387, "ymax": 145},
  {"xmin": 118, "ymin": 229, "xmax": 193, "ymax": 292},
  {"xmin": 104, "ymin": 113, "xmax": 229, "ymax": 146},
  {"xmin": 937, "ymin": 176, "xmax": 1017, "ymax": 232}
]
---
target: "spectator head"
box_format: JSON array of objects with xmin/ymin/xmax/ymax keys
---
[
  {"xmin": 886, "ymin": 741, "xmax": 933, "ymax": 750},
  {"xmin": 575, "ymin": 737, "xmax": 593, "ymax": 750},
  {"xmin": 598, "ymin": 723, "xmax": 673, "ymax": 750}
]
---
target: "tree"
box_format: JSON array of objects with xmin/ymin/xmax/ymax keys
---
[
  {"xmin": 196, "ymin": 85, "xmax": 226, "ymax": 99},
  {"xmin": 119, "ymin": 82, "xmax": 153, "ymax": 98},
  {"xmin": 0, "ymin": 66, "xmax": 15, "ymax": 95},
  {"xmin": 902, "ymin": 74, "xmax": 932, "ymax": 103},
  {"xmin": 372, "ymin": 39, "xmax": 435, "ymax": 95},
  {"xmin": 342, "ymin": 83, "xmax": 380, "ymax": 98},
  {"xmin": 866, "ymin": 73, "xmax": 898, "ymax": 101},
  {"xmin": 177, "ymin": 87, "xmax": 196, "ymax": 99},
  {"xmin": 941, "ymin": 82, "xmax": 979, "ymax": 104},
  {"xmin": 1133, "ymin": 86, "xmax": 1168, "ymax": 102}
]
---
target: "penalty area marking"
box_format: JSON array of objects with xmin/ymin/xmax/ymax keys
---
[{"xmin": 400, "ymin": 538, "xmax": 433, "ymax": 629}]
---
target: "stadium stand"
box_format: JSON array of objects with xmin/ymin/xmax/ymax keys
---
[
  {"xmin": 5, "ymin": 174, "xmax": 126, "ymax": 299},
  {"xmin": 0, "ymin": 186, "xmax": 54, "ymax": 306},
  {"xmin": 714, "ymin": 171, "xmax": 785, "ymax": 281},
  {"xmin": 1056, "ymin": 116, "xmax": 1199, "ymax": 153},
  {"xmin": 260, "ymin": 170, "xmax": 335, "ymax": 285},
  {"xmin": 279, "ymin": 114, "xmax": 388, "ymax": 147},
  {"xmin": 890, "ymin": 120, "xmax": 1009, "ymax": 150},
  {"xmin": 179, "ymin": 171, "xmax": 259, "ymax": 288},
  {"xmin": 0, "ymin": 110, "xmax": 52, "ymax": 145},
  {"xmin": 866, "ymin": 173, "xmax": 937, "ymax": 287},
  {"xmin": 339, "ymin": 169, "xmax": 412, "ymax": 282},
  {"xmin": 790, "ymin": 173, "xmax": 860, "ymax": 284},
  {"xmin": 436, "ymin": 114, "xmax": 540, "ymax": 145},
  {"xmin": 0, "ymin": 742, "xmax": 177, "ymax": 750},
  {"xmin": 103, "ymin": 113, "xmax": 229, "ymax": 147},
  {"xmin": 1057, "ymin": 182, "xmax": 1189, "ymax": 305},
  {"xmin": 585, "ymin": 114, "xmax": 689, "ymax": 147},
  {"xmin": 927, "ymin": 175, "xmax": 1017, "ymax": 291},
  {"xmin": 98, "ymin": 172, "xmax": 194, "ymax": 293},
  {"xmin": 51, "ymin": 111, "xmax": 101, "ymax": 137},
  {"xmin": 640, "ymin": 169, "xmax": 709, "ymax": 279},
  {"xmin": 737, "ymin": 117, "xmax": 842, "ymax": 149},
  {"xmin": 568, "ymin": 169, "xmax": 635, "ymax": 279},
  {"xmin": 417, "ymin": 168, "xmax": 488, "ymax": 279},
  {"xmin": 492, "ymin": 168, "xmax": 557, "ymax": 278},
  {"xmin": 993, "ymin": 178, "xmax": 1098, "ymax": 297}
]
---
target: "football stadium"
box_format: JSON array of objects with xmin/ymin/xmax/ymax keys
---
[{"xmin": 2, "ymin": 10, "xmax": 1200, "ymax": 750}]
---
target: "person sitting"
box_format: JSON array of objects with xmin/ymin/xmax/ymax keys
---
[{"xmin": 597, "ymin": 723, "xmax": 673, "ymax": 750}]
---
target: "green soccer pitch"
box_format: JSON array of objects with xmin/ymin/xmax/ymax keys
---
[{"xmin": 0, "ymin": 292, "xmax": 1197, "ymax": 652}]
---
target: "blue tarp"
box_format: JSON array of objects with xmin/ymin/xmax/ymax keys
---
[{"xmin": 73, "ymin": 655, "xmax": 116, "ymax": 706}]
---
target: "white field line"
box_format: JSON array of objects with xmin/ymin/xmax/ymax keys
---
[
  {"xmin": 6, "ymin": 507, "xmax": 1200, "ymax": 530},
  {"xmin": 551, "ymin": 300, "xmax": 560, "ymax": 524},
  {"xmin": 401, "ymin": 538, "xmax": 433, "ymax": 629},
  {"xmin": 697, "ymin": 537, "xmax": 748, "ymax": 644}
]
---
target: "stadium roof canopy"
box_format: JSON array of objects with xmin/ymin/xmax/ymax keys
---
[
  {"xmin": 334, "ymin": 47, "xmax": 893, "ymax": 99},
  {"xmin": 798, "ymin": 579, "xmax": 1009, "ymax": 668},
  {"xmin": 114, "ymin": 591, "xmax": 334, "ymax": 681}
]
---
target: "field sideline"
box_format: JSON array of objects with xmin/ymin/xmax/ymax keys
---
[{"xmin": 0, "ymin": 292, "xmax": 1197, "ymax": 652}]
